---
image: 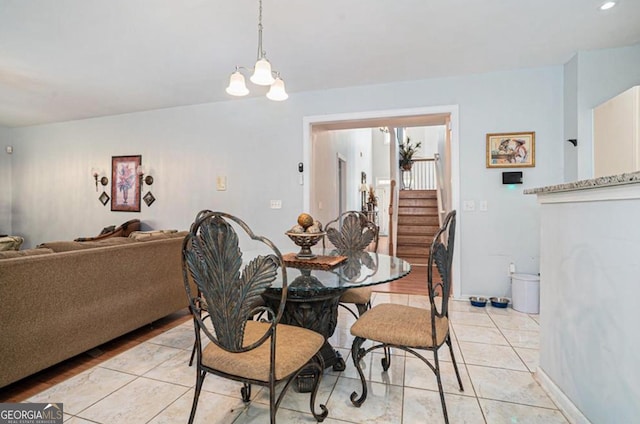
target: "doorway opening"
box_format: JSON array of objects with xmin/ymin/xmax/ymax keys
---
[{"xmin": 302, "ymin": 106, "xmax": 461, "ymax": 298}]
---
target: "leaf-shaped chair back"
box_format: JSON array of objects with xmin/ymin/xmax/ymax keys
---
[
  {"xmin": 324, "ymin": 211, "xmax": 379, "ymax": 255},
  {"xmin": 181, "ymin": 211, "xmax": 287, "ymax": 353},
  {"xmin": 427, "ymin": 210, "xmax": 456, "ymax": 319}
]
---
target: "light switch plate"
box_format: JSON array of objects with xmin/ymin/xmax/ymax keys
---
[
  {"xmin": 479, "ymin": 200, "xmax": 488, "ymax": 211},
  {"xmin": 216, "ymin": 176, "xmax": 227, "ymax": 191},
  {"xmin": 463, "ymin": 200, "xmax": 475, "ymax": 211},
  {"xmin": 270, "ymin": 200, "xmax": 282, "ymax": 209}
]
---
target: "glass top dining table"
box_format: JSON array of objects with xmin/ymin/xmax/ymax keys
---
[
  {"xmin": 269, "ymin": 250, "xmax": 412, "ymax": 294},
  {"xmin": 259, "ymin": 249, "xmax": 412, "ymax": 391}
]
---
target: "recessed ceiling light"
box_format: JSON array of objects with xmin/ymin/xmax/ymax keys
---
[{"xmin": 600, "ymin": 1, "xmax": 617, "ymax": 10}]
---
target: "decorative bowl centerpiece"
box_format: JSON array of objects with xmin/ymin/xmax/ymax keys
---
[{"xmin": 286, "ymin": 213, "xmax": 325, "ymax": 259}]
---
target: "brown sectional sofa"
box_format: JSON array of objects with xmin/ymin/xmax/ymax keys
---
[{"xmin": 0, "ymin": 231, "xmax": 190, "ymax": 388}]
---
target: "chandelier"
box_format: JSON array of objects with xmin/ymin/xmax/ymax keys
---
[{"xmin": 225, "ymin": 0, "xmax": 288, "ymax": 101}]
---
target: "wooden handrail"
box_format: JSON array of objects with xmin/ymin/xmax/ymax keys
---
[
  {"xmin": 388, "ymin": 179, "xmax": 396, "ymax": 256},
  {"xmin": 434, "ymin": 153, "xmax": 446, "ymax": 227}
]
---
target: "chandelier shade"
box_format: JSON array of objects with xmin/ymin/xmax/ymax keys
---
[
  {"xmin": 250, "ymin": 58, "xmax": 275, "ymax": 86},
  {"xmin": 226, "ymin": 0, "xmax": 287, "ymax": 101},
  {"xmin": 225, "ymin": 70, "xmax": 250, "ymax": 96},
  {"xmin": 266, "ymin": 76, "xmax": 288, "ymax": 101}
]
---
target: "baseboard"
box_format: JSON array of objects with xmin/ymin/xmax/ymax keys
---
[{"xmin": 535, "ymin": 368, "xmax": 592, "ymax": 424}]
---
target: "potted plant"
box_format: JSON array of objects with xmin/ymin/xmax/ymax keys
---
[{"xmin": 399, "ymin": 137, "xmax": 422, "ymax": 170}]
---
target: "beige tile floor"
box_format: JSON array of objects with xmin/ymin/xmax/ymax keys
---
[{"xmin": 27, "ymin": 293, "xmax": 568, "ymax": 423}]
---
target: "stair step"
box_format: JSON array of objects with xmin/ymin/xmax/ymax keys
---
[
  {"xmin": 398, "ymin": 198, "xmax": 438, "ymax": 208},
  {"xmin": 397, "ymin": 245, "xmax": 430, "ymax": 257},
  {"xmin": 399, "ymin": 190, "xmax": 437, "ymax": 199},
  {"xmin": 397, "ymin": 224, "xmax": 440, "ymax": 234},
  {"xmin": 398, "ymin": 215, "xmax": 440, "ymax": 225},
  {"xmin": 397, "ymin": 234, "xmax": 432, "ymax": 245},
  {"xmin": 398, "ymin": 255, "xmax": 429, "ymax": 266},
  {"xmin": 397, "ymin": 206, "xmax": 439, "ymax": 216}
]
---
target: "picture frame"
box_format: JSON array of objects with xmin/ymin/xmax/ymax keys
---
[
  {"xmin": 143, "ymin": 191, "xmax": 156, "ymax": 207},
  {"xmin": 98, "ymin": 191, "xmax": 110, "ymax": 206},
  {"xmin": 111, "ymin": 155, "xmax": 141, "ymax": 212},
  {"xmin": 486, "ymin": 132, "xmax": 535, "ymax": 168}
]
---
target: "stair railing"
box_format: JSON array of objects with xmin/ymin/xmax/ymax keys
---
[
  {"xmin": 388, "ymin": 179, "xmax": 396, "ymax": 256},
  {"xmin": 408, "ymin": 158, "xmax": 436, "ymax": 190},
  {"xmin": 433, "ymin": 153, "xmax": 447, "ymax": 227}
]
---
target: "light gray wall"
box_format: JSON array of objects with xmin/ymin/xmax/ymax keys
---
[
  {"xmin": 370, "ymin": 129, "xmax": 389, "ymax": 186},
  {"xmin": 563, "ymin": 55, "xmax": 578, "ymax": 182},
  {"xmin": 405, "ymin": 126, "xmax": 442, "ymax": 158},
  {"xmin": 0, "ymin": 126, "xmax": 11, "ymax": 235},
  {"xmin": 310, "ymin": 128, "xmax": 372, "ymax": 228},
  {"xmin": 538, "ymin": 190, "xmax": 640, "ymax": 423},
  {"xmin": 574, "ymin": 42, "xmax": 640, "ymax": 179},
  {"xmin": 8, "ymin": 65, "xmax": 563, "ymax": 298}
]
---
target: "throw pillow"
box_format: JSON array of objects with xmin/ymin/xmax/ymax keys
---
[{"xmin": 0, "ymin": 248, "xmax": 54, "ymax": 259}]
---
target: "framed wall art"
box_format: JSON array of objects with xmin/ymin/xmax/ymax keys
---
[
  {"xmin": 486, "ymin": 132, "xmax": 535, "ymax": 168},
  {"xmin": 111, "ymin": 155, "xmax": 141, "ymax": 212}
]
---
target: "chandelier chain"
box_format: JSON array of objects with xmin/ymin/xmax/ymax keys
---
[
  {"xmin": 225, "ymin": 0, "xmax": 288, "ymax": 100},
  {"xmin": 257, "ymin": 0, "xmax": 264, "ymax": 60}
]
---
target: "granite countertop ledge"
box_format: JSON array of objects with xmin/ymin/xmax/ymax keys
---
[{"xmin": 524, "ymin": 171, "xmax": 640, "ymax": 194}]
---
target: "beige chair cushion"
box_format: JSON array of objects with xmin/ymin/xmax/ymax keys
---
[
  {"xmin": 201, "ymin": 320, "xmax": 324, "ymax": 381},
  {"xmin": 350, "ymin": 303, "xmax": 449, "ymax": 348},
  {"xmin": 0, "ymin": 236, "xmax": 24, "ymax": 251},
  {"xmin": 0, "ymin": 248, "xmax": 54, "ymax": 260},
  {"xmin": 339, "ymin": 287, "xmax": 372, "ymax": 304}
]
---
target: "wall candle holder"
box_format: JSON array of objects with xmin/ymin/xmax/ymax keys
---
[
  {"xmin": 91, "ymin": 167, "xmax": 109, "ymax": 205},
  {"xmin": 91, "ymin": 168, "xmax": 108, "ymax": 192}
]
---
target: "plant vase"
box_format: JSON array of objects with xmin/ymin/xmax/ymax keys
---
[{"xmin": 401, "ymin": 168, "xmax": 413, "ymax": 190}]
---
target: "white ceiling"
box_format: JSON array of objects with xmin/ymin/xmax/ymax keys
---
[{"xmin": 1, "ymin": 0, "xmax": 639, "ymax": 127}]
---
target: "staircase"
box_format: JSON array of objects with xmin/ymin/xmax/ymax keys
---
[{"xmin": 396, "ymin": 190, "xmax": 439, "ymax": 266}]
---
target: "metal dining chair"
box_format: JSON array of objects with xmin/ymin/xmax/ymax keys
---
[
  {"xmin": 323, "ymin": 211, "xmax": 380, "ymax": 319},
  {"xmin": 182, "ymin": 211, "xmax": 328, "ymax": 424},
  {"xmin": 348, "ymin": 210, "xmax": 463, "ymax": 424}
]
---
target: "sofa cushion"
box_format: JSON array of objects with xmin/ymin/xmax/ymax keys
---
[
  {"xmin": 0, "ymin": 248, "xmax": 54, "ymax": 259},
  {"xmin": 0, "ymin": 236, "xmax": 24, "ymax": 252},
  {"xmin": 100, "ymin": 225, "xmax": 116, "ymax": 235},
  {"xmin": 39, "ymin": 237, "xmax": 135, "ymax": 252},
  {"xmin": 74, "ymin": 219, "xmax": 141, "ymax": 242},
  {"xmin": 128, "ymin": 229, "xmax": 178, "ymax": 241},
  {"xmin": 136, "ymin": 231, "xmax": 188, "ymax": 242}
]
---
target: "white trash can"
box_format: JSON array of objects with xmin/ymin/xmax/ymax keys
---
[{"xmin": 511, "ymin": 273, "xmax": 540, "ymax": 314}]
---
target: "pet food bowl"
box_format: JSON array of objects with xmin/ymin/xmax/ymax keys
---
[
  {"xmin": 469, "ymin": 296, "xmax": 488, "ymax": 307},
  {"xmin": 490, "ymin": 297, "xmax": 510, "ymax": 308}
]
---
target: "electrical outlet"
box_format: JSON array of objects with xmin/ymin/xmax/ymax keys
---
[{"xmin": 270, "ymin": 200, "xmax": 282, "ymax": 209}]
